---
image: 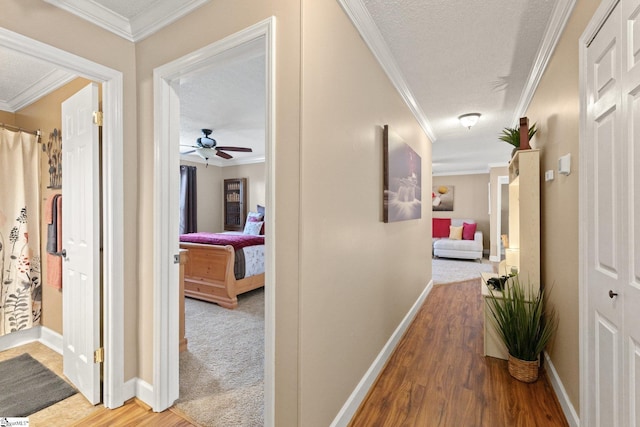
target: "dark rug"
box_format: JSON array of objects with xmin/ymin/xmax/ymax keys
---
[{"xmin": 0, "ymin": 353, "xmax": 77, "ymax": 417}]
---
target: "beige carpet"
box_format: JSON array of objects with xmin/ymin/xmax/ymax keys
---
[
  {"xmin": 177, "ymin": 288, "xmax": 264, "ymax": 427},
  {"xmin": 432, "ymin": 257, "xmax": 495, "ymax": 285}
]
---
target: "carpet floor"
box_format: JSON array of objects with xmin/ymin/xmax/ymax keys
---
[
  {"xmin": 0, "ymin": 353, "xmax": 77, "ymax": 417},
  {"xmin": 432, "ymin": 257, "xmax": 495, "ymax": 285},
  {"xmin": 176, "ymin": 288, "xmax": 264, "ymax": 427}
]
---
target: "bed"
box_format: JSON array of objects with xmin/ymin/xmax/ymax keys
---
[{"xmin": 179, "ymin": 232, "xmax": 265, "ymax": 309}]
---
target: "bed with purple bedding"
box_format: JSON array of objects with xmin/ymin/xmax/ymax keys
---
[{"xmin": 179, "ymin": 232, "xmax": 265, "ymax": 309}]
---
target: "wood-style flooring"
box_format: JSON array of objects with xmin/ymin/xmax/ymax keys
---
[
  {"xmin": 0, "ymin": 341, "xmax": 199, "ymax": 426},
  {"xmin": 2, "ymin": 278, "xmax": 568, "ymax": 426},
  {"xmin": 349, "ymin": 279, "xmax": 569, "ymax": 426}
]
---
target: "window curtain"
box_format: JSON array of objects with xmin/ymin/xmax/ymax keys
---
[
  {"xmin": 179, "ymin": 165, "xmax": 197, "ymax": 234},
  {"xmin": 0, "ymin": 128, "xmax": 42, "ymax": 336}
]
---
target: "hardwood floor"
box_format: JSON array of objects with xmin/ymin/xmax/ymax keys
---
[
  {"xmin": 349, "ymin": 279, "xmax": 569, "ymax": 427},
  {"xmin": 0, "ymin": 341, "xmax": 199, "ymax": 426}
]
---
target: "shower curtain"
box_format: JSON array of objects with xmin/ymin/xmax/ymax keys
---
[{"xmin": 0, "ymin": 128, "xmax": 41, "ymax": 336}]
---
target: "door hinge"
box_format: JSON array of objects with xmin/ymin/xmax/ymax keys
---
[
  {"xmin": 94, "ymin": 347, "xmax": 104, "ymax": 363},
  {"xmin": 93, "ymin": 111, "xmax": 103, "ymax": 126}
]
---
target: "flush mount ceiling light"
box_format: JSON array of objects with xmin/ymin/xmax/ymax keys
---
[{"xmin": 458, "ymin": 113, "xmax": 481, "ymax": 129}]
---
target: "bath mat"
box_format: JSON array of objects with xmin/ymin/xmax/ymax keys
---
[{"xmin": 0, "ymin": 353, "xmax": 77, "ymax": 417}]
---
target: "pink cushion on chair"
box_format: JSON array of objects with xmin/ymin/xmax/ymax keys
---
[
  {"xmin": 462, "ymin": 222, "xmax": 477, "ymax": 240},
  {"xmin": 433, "ymin": 218, "xmax": 451, "ymax": 238}
]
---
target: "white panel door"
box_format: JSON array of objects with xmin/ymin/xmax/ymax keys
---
[
  {"xmin": 586, "ymin": 0, "xmax": 640, "ymax": 425},
  {"xmin": 622, "ymin": 0, "xmax": 640, "ymax": 424},
  {"xmin": 61, "ymin": 83, "xmax": 101, "ymax": 405},
  {"xmin": 586, "ymin": 5, "xmax": 625, "ymax": 426}
]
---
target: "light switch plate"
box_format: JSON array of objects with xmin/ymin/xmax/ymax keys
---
[
  {"xmin": 558, "ymin": 154, "xmax": 571, "ymax": 175},
  {"xmin": 545, "ymin": 170, "xmax": 554, "ymax": 181}
]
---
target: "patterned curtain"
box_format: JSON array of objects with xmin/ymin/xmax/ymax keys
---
[
  {"xmin": 0, "ymin": 128, "xmax": 41, "ymax": 336},
  {"xmin": 179, "ymin": 165, "xmax": 197, "ymax": 234}
]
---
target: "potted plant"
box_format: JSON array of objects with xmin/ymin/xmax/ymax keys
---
[
  {"xmin": 499, "ymin": 123, "xmax": 537, "ymax": 157},
  {"xmin": 484, "ymin": 276, "xmax": 557, "ymax": 382}
]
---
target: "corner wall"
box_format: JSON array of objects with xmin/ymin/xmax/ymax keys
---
[{"xmin": 524, "ymin": 0, "xmax": 600, "ymax": 414}]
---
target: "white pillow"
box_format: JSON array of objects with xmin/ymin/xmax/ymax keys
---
[{"xmin": 244, "ymin": 220, "xmax": 264, "ymax": 235}]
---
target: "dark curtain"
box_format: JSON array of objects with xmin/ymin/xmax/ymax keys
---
[{"xmin": 179, "ymin": 165, "xmax": 197, "ymax": 234}]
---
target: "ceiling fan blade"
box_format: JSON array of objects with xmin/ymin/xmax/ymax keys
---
[
  {"xmin": 181, "ymin": 150, "xmax": 196, "ymax": 154},
  {"xmin": 216, "ymin": 146, "xmax": 253, "ymax": 152},
  {"xmin": 216, "ymin": 150, "xmax": 233, "ymax": 159}
]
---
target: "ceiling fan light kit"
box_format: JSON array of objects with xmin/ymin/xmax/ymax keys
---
[
  {"xmin": 181, "ymin": 128, "xmax": 253, "ymax": 162},
  {"xmin": 458, "ymin": 113, "xmax": 481, "ymax": 129}
]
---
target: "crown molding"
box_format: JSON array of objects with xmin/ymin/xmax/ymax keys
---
[
  {"xmin": 129, "ymin": 0, "xmax": 210, "ymax": 42},
  {"xmin": 511, "ymin": 0, "xmax": 577, "ymax": 126},
  {"xmin": 337, "ymin": 0, "xmax": 436, "ymax": 143},
  {"xmin": 3, "ymin": 69, "xmax": 76, "ymax": 113},
  {"xmin": 44, "ymin": 0, "xmax": 209, "ymax": 42}
]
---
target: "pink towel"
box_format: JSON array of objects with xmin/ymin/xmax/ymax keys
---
[{"xmin": 47, "ymin": 195, "xmax": 62, "ymax": 289}]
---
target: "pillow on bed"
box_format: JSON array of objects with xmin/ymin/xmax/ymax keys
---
[
  {"xmin": 247, "ymin": 211, "xmax": 264, "ymax": 221},
  {"xmin": 244, "ymin": 220, "xmax": 264, "ymax": 235}
]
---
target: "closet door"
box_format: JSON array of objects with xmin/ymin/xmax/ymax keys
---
[
  {"xmin": 621, "ymin": 0, "xmax": 640, "ymax": 424},
  {"xmin": 585, "ymin": 1, "xmax": 640, "ymax": 425}
]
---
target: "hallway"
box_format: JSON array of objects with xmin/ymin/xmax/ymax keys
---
[{"xmin": 350, "ymin": 279, "xmax": 568, "ymax": 426}]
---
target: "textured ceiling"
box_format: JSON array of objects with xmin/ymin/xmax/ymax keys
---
[
  {"xmin": 179, "ymin": 39, "xmax": 266, "ymax": 165},
  {"xmin": 362, "ymin": 0, "xmax": 557, "ymax": 174},
  {"xmin": 2, "ymin": 0, "xmax": 562, "ymax": 174}
]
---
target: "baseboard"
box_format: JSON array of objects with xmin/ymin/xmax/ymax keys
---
[
  {"xmin": 126, "ymin": 377, "xmax": 154, "ymax": 408},
  {"xmin": 544, "ymin": 351, "xmax": 580, "ymax": 427},
  {"xmin": 39, "ymin": 326, "xmax": 63, "ymax": 354},
  {"xmin": 330, "ymin": 279, "xmax": 434, "ymax": 426},
  {"xmin": 0, "ymin": 326, "xmax": 41, "ymax": 352},
  {"xmin": 489, "ymin": 255, "xmax": 500, "ymax": 262}
]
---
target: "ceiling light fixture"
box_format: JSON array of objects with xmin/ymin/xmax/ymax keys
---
[{"xmin": 458, "ymin": 113, "xmax": 481, "ymax": 129}]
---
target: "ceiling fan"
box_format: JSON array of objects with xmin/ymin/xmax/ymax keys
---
[{"xmin": 181, "ymin": 129, "xmax": 252, "ymax": 161}]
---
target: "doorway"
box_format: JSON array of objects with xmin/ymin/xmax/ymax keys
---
[
  {"xmin": 152, "ymin": 17, "xmax": 276, "ymax": 417},
  {"xmin": 0, "ymin": 27, "xmax": 125, "ymax": 408}
]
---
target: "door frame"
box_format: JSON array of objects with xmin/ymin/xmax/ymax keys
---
[
  {"xmin": 152, "ymin": 17, "xmax": 276, "ymax": 416},
  {"xmin": 0, "ymin": 28, "xmax": 125, "ymax": 408},
  {"xmin": 578, "ymin": 0, "xmax": 620, "ymax": 424}
]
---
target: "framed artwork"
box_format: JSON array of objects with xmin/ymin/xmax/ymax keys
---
[
  {"xmin": 383, "ymin": 125, "xmax": 422, "ymax": 222},
  {"xmin": 432, "ymin": 185, "xmax": 454, "ymax": 211}
]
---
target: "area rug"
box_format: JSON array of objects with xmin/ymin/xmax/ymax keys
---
[
  {"xmin": 432, "ymin": 257, "xmax": 494, "ymax": 285},
  {"xmin": 0, "ymin": 353, "xmax": 77, "ymax": 417},
  {"xmin": 176, "ymin": 288, "xmax": 264, "ymax": 427}
]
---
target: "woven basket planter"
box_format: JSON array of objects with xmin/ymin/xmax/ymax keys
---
[{"xmin": 508, "ymin": 355, "xmax": 539, "ymax": 383}]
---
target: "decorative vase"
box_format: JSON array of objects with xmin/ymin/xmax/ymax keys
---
[{"xmin": 507, "ymin": 354, "xmax": 539, "ymax": 383}]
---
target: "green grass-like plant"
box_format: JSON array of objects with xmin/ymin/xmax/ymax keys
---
[
  {"xmin": 499, "ymin": 123, "xmax": 537, "ymax": 148},
  {"xmin": 485, "ymin": 276, "xmax": 557, "ymax": 362}
]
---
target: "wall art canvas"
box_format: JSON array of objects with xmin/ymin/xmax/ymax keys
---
[
  {"xmin": 432, "ymin": 185, "xmax": 454, "ymax": 211},
  {"xmin": 383, "ymin": 125, "xmax": 422, "ymax": 222}
]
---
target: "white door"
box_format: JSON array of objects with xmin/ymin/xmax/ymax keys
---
[
  {"xmin": 585, "ymin": 1, "xmax": 640, "ymax": 425},
  {"xmin": 61, "ymin": 83, "xmax": 101, "ymax": 405},
  {"xmin": 621, "ymin": 0, "xmax": 640, "ymax": 424}
]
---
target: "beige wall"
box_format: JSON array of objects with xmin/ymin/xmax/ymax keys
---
[
  {"xmin": 179, "ymin": 160, "xmax": 265, "ymax": 233},
  {"xmin": 0, "ymin": 1, "xmax": 140, "ymax": 381},
  {"xmin": 432, "ymin": 174, "xmax": 490, "ymax": 250},
  {"xmin": 524, "ymin": 0, "xmax": 600, "ymax": 413},
  {"xmin": 299, "ymin": 0, "xmax": 432, "ymax": 424},
  {"xmin": 12, "ymin": 77, "xmax": 93, "ymax": 334},
  {"xmin": 0, "ymin": 111, "xmax": 16, "ymax": 124}
]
